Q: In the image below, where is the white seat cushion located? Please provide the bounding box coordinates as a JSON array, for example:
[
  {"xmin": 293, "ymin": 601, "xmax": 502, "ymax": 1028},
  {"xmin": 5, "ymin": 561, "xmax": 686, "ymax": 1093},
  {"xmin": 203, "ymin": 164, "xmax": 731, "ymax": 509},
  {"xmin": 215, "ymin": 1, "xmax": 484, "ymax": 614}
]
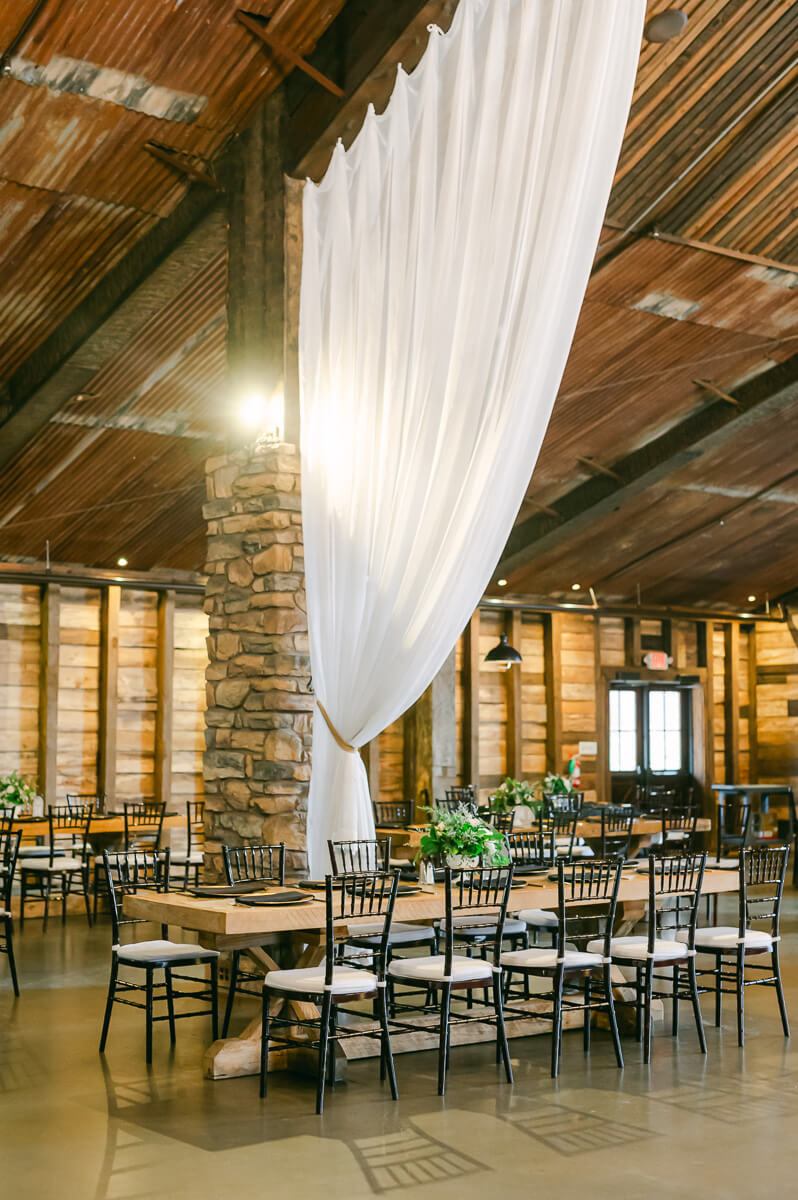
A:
[
  {"xmin": 676, "ymin": 926, "xmax": 774, "ymax": 952},
  {"xmin": 21, "ymin": 856, "xmax": 85, "ymax": 872},
  {"xmin": 570, "ymin": 844, "xmax": 596, "ymax": 858},
  {"xmin": 264, "ymin": 965, "xmax": 377, "ymax": 995},
  {"xmin": 388, "ymin": 954, "xmax": 493, "ymax": 983},
  {"xmin": 0, "ymin": 909, "xmax": 9, "ymax": 919},
  {"xmin": 704, "ymin": 857, "xmax": 740, "ymax": 870},
  {"xmin": 589, "ymin": 935, "xmax": 688, "ymax": 962},
  {"xmin": 518, "ymin": 907, "xmax": 558, "ymax": 929},
  {"xmin": 347, "ymin": 920, "xmax": 435, "ymax": 945},
  {"xmin": 169, "ymin": 851, "xmax": 204, "ymax": 865},
  {"xmin": 501, "ymin": 946, "xmax": 603, "ymax": 970},
  {"xmin": 114, "ymin": 939, "xmax": 219, "ymax": 963}
]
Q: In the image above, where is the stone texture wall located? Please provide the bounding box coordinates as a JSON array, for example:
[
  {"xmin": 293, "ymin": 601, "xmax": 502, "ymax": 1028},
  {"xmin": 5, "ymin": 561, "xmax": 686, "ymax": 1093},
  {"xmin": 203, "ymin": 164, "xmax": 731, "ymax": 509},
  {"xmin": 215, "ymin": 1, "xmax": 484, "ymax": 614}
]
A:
[{"xmin": 202, "ymin": 442, "xmax": 310, "ymax": 881}]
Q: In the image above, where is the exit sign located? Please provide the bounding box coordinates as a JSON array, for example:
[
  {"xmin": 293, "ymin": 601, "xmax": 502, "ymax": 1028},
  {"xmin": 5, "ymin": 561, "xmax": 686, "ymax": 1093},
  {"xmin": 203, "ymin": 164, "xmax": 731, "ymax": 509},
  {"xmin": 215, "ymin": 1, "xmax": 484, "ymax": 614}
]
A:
[{"xmin": 643, "ymin": 651, "xmax": 670, "ymax": 670}]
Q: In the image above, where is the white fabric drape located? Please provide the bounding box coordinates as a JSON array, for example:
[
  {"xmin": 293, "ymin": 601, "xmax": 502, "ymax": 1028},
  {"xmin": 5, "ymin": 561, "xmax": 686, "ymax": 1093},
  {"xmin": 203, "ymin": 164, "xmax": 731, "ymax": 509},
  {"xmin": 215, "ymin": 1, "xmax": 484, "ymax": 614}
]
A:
[{"xmin": 300, "ymin": 0, "xmax": 644, "ymax": 874}]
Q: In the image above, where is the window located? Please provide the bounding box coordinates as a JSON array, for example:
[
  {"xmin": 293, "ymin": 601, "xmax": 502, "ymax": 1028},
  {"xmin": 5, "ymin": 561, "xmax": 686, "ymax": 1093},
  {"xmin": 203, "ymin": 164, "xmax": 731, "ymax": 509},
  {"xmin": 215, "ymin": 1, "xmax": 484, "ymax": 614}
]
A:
[
  {"xmin": 609, "ymin": 688, "xmax": 638, "ymax": 772},
  {"xmin": 648, "ymin": 689, "xmax": 682, "ymax": 772}
]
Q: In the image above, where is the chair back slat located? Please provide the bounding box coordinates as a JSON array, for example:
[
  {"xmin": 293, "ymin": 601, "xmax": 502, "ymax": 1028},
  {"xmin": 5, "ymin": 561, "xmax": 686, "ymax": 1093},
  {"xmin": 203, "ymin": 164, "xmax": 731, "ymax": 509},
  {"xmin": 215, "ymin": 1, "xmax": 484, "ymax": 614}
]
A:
[
  {"xmin": 506, "ymin": 829, "xmax": 555, "ymax": 869},
  {"xmin": 543, "ymin": 791, "xmax": 584, "ymax": 816},
  {"xmin": 102, "ymin": 849, "xmax": 170, "ymax": 945},
  {"xmin": 646, "ymin": 851, "xmax": 706, "ymax": 952},
  {"xmin": 480, "ymin": 808, "xmax": 516, "ymax": 834},
  {"xmin": 0, "ymin": 829, "xmax": 21, "ymax": 909},
  {"xmin": 440, "ymin": 866, "xmax": 514, "ymax": 978},
  {"xmin": 123, "ymin": 801, "xmax": 166, "ymax": 853},
  {"xmin": 554, "ymin": 857, "xmax": 623, "ymax": 958},
  {"xmin": 740, "ymin": 845, "xmax": 788, "ymax": 937},
  {"xmin": 48, "ymin": 804, "xmax": 92, "ymax": 865},
  {"xmin": 372, "ymin": 800, "xmax": 411, "ymax": 829},
  {"xmin": 538, "ymin": 811, "xmax": 579, "ymax": 860},
  {"xmin": 600, "ymin": 807, "xmax": 634, "ymax": 858},
  {"xmin": 439, "ymin": 787, "xmax": 477, "ymax": 814},
  {"xmin": 185, "ymin": 799, "xmax": 205, "ymax": 858},
  {"xmin": 223, "ymin": 843, "xmax": 286, "ymax": 886},
  {"xmin": 328, "ymin": 838, "xmax": 391, "ymax": 875},
  {"xmin": 325, "ymin": 871, "xmax": 399, "ymax": 985}
]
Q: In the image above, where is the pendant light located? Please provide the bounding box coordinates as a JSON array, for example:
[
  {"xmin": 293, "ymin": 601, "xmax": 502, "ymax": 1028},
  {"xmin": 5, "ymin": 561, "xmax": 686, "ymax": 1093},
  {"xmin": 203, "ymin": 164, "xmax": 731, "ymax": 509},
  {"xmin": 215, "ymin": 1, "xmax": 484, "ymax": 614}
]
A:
[{"xmin": 484, "ymin": 632, "xmax": 522, "ymax": 669}]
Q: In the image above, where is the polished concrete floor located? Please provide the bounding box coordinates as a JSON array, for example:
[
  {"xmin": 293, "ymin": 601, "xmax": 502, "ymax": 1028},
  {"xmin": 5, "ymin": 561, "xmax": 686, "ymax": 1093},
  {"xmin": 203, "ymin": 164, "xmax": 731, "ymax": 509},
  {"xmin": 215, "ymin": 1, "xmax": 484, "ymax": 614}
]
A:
[{"xmin": 2, "ymin": 892, "xmax": 797, "ymax": 1200}]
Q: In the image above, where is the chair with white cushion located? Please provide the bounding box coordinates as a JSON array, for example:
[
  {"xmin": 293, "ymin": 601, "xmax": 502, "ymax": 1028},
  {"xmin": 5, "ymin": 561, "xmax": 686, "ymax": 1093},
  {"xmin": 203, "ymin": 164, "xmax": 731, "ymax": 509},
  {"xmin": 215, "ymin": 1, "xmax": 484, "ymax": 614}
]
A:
[
  {"xmin": 0, "ymin": 828, "xmax": 21, "ymax": 994},
  {"xmin": 260, "ymin": 871, "xmax": 400, "ymax": 1114},
  {"xmin": 540, "ymin": 811, "xmax": 594, "ymax": 860},
  {"xmin": 220, "ymin": 842, "xmax": 286, "ymax": 1036},
  {"xmin": 388, "ymin": 866, "xmax": 514, "ymax": 1096},
  {"xmin": 504, "ymin": 857, "xmax": 625, "ymax": 1078},
  {"xmin": 507, "ymin": 830, "xmax": 557, "ymax": 949},
  {"xmin": 99, "ymin": 849, "xmax": 219, "ymax": 1064},
  {"xmin": 167, "ymin": 799, "xmax": 205, "ymax": 889},
  {"xmin": 20, "ymin": 805, "xmax": 93, "ymax": 931},
  {"xmin": 93, "ymin": 801, "xmax": 166, "ymax": 919},
  {"xmin": 599, "ymin": 807, "xmax": 634, "ymax": 860},
  {"xmin": 589, "ymin": 851, "xmax": 707, "ymax": 1065},
  {"xmin": 683, "ymin": 844, "xmax": 789, "ymax": 1045}
]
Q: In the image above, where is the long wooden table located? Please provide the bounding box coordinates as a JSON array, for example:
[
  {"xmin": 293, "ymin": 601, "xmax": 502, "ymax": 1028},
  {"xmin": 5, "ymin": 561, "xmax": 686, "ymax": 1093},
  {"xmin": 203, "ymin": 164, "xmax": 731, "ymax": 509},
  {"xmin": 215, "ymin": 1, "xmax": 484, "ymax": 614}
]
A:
[
  {"xmin": 125, "ymin": 866, "xmax": 737, "ymax": 1080},
  {"xmin": 10, "ymin": 812, "xmax": 185, "ymax": 849}
]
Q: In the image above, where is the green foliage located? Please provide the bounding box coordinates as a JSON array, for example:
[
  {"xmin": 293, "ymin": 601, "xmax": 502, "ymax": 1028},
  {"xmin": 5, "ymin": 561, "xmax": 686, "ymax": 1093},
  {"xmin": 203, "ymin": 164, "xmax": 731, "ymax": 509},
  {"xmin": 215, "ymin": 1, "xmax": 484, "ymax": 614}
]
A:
[
  {"xmin": 490, "ymin": 777, "xmax": 538, "ymax": 814},
  {"xmin": 0, "ymin": 770, "xmax": 38, "ymax": 809},
  {"xmin": 531, "ymin": 772, "xmax": 573, "ymax": 803},
  {"xmin": 418, "ymin": 804, "xmax": 509, "ymax": 865}
]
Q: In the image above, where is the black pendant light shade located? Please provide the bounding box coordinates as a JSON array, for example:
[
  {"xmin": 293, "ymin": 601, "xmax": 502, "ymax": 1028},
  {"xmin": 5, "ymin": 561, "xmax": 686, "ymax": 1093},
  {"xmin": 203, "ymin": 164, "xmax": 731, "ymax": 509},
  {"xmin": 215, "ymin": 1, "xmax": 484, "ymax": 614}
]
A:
[{"xmin": 484, "ymin": 632, "xmax": 522, "ymax": 667}]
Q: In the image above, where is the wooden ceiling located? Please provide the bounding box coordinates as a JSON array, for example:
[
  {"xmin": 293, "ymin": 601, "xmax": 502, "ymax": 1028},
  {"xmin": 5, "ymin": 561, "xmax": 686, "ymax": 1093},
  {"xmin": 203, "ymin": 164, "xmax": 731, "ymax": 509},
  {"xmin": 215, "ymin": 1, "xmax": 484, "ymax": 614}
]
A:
[{"xmin": 0, "ymin": 0, "xmax": 796, "ymax": 610}]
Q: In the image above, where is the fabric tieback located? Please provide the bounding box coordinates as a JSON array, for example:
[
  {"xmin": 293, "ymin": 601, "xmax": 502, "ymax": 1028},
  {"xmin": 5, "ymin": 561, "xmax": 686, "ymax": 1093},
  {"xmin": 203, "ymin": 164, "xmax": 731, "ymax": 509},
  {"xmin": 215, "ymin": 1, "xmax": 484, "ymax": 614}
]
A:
[{"xmin": 317, "ymin": 701, "xmax": 356, "ymax": 754}]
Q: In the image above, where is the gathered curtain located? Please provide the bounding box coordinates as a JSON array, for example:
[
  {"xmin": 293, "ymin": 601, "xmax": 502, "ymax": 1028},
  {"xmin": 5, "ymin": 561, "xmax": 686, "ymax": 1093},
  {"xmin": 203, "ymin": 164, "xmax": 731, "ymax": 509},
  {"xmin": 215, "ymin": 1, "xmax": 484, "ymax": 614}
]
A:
[{"xmin": 299, "ymin": 0, "xmax": 645, "ymax": 874}]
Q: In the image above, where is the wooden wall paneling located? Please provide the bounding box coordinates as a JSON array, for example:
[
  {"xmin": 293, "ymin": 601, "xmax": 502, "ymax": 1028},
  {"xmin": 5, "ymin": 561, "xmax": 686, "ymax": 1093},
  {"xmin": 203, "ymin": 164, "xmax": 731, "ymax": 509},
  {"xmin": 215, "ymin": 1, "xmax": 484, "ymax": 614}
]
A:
[
  {"xmin": 594, "ymin": 617, "xmax": 608, "ymax": 804},
  {"xmin": 478, "ymin": 609, "xmax": 507, "ymax": 794},
  {"xmin": 624, "ymin": 617, "xmax": 641, "ymax": 667},
  {"xmin": 701, "ymin": 620, "xmax": 716, "ymax": 800},
  {"xmin": 544, "ymin": 611, "xmax": 563, "ymax": 776},
  {"xmin": 753, "ymin": 617, "xmax": 798, "ymax": 798},
  {"xmin": 748, "ymin": 623, "xmax": 758, "ymax": 782},
  {"xmin": 361, "ymin": 739, "xmax": 380, "ymax": 800},
  {"xmin": 506, "ymin": 610, "xmax": 523, "ymax": 778},
  {"xmin": 0, "ymin": 584, "xmax": 40, "ymax": 780},
  {"xmin": 559, "ymin": 613, "xmax": 597, "ymax": 799},
  {"xmin": 155, "ymin": 589, "xmax": 175, "ymax": 810},
  {"xmin": 737, "ymin": 625, "xmax": 751, "ymax": 784},
  {"xmin": 712, "ymin": 623, "xmax": 726, "ymax": 782},
  {"xmin": 116, "ymin": 590, "xmax": 158, "ymax": 799},
  {"xmin": 38, "ymin": 583, "xmax": 60, "ymax": 802},
  {"xmin": 519, "ymin": 613, "xmax": 546, "ymax": 777},
  {"xmin": 463, "ymin": 612, "xmax": 480, "ymax": 792},
  {"xmin": 377, "ymin": 719, "xmax": 404, "ymax": 806},
  {"xmin": 98, "ymin": 585, "xmax": 120, "ymax": 806},
  {"xmin": 599, "ymin": 616, "xmax": 625, "ymax": 667},
  {"xmin": 723, "ymin": 623, "xmax": 740, "ymax": 783}
]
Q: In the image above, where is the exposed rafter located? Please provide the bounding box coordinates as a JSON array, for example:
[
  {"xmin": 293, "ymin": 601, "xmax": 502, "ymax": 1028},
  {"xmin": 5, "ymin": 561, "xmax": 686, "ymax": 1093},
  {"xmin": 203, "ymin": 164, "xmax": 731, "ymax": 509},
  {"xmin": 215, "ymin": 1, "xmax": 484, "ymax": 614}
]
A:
[
  {"xmin": 236, "ymin": 10, "xmax": 343, "ymax": 97},
  {"xmin": 498, "ymin": 352, "xmax": 798, "ymax": 579}
]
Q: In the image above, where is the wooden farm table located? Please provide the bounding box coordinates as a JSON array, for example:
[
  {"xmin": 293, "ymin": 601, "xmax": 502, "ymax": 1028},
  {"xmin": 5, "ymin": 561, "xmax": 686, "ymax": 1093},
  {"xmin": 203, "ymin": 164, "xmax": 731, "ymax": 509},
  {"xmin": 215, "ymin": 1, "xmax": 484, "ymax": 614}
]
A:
[
  {"xmin": 380, "ymin": 815, "xmax": 713, "ymax": 858},
  {"xmin": 10, "ymin": 812, "xmax": 185, "ymax": 848},
  {"xmin": 125, "ymin": 867, "xmax": 737, "ymax": 1080},
  {"xmin": 712, "ymin": 783, "xmax": 795, "ymax": 829}
]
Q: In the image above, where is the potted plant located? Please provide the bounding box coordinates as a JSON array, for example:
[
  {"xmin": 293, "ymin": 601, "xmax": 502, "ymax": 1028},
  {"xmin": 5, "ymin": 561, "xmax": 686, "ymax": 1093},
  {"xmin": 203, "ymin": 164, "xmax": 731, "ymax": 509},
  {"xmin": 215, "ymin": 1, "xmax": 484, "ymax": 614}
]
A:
[
  {"xmin": 0, "ymin": 770, "xmax": 39, "ymax": 815},
  {"xmin": 490, "ymin": 777, "xmax": 539, "ymax": 818},
  {"xmin": 531, "ymin": 771, "xmax": 574, "ymax": 805},
  {"xmin": 418, "ymin": 804, "xmax": 509, "ymax": 868}
]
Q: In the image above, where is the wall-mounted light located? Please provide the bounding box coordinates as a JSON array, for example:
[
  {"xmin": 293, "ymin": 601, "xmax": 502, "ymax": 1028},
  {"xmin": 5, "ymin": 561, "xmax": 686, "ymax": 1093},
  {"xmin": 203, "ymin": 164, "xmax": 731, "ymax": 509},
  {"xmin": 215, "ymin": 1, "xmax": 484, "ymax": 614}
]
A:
[
  {"xmin": 237, "ymin": 382, "xmax": 284, "ymax": 442},
  {"xmin": 484, "ymin": 632, "xmax": 522, "ymax": 670}
]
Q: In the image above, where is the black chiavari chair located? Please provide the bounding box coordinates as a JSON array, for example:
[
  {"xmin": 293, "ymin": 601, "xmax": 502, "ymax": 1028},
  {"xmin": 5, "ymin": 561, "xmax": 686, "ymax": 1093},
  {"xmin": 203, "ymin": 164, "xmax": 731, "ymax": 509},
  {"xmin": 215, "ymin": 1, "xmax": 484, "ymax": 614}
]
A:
[
  {"xmin": 93, "ymin": 800, "xmax": 166, "ymax": 919},
  {"xmin": 388, "ymin": 866, "xmax": 514, "ymax": 1096},
  {"xmin": 439, "ymin": 787, "xmax": 477, "ymax": 813},
  {"xmin": 99, "ymin": 849, "xmax": 219, "ymax": 1064},
  {"xmin": 328, "ymin": 838, "xmax": 391, "ymax": 874},
  {"xmin": 480, "ymin": 808, "xmax": 516, "ymax": 835},
  {"xmin": 0, "ymin": 828, "xmax": 21, "ymax": 994},
  {"xmin": 600, "ymin": 852, "xmax": 707, "ymax": 1064},
  {"xmin": 661, "ymin": 810, "xmax": 698, "ymax": 852},
  {"xmin": 543, "ymin": 790, "xmax": 584, "ymax": 816},
  {"xmin": 168, "ymin": 799, "xmax": 205, "ymax": 888},
  {"xmin": 600, "ymin": 806, "xmax": 635, "ymax": 860},
  {"xmin": 19, "ymin": 804, "xmax": 93, "ymax": 931},
  {"xmin": 220, "ymin": 842, "xmax": 286, "ymax": 1035},
  {"xmin": 538, "ymin": 810, "xmax": 581, "ymax": 861},
  {"xmin": 688, "ymin": 845, "xmax": 789, "ymax": 1045},
  {"xmin": 510, "ymin": 829, "xmax": 558, "ymax": 947},
  {"xmin": 66, "ymin": 792, "xmax": 105, "ymax": 814},
  {"xmin": 504, "ymin": 857, "xmax": 625, "ymax": 1077},
  {"xmin": 260, "ymin": 871, "xmax": 400, "ymax": 1113},
  {"xmin": 372, "ymin": 800, "xmax": 412, "ymax": 829}
]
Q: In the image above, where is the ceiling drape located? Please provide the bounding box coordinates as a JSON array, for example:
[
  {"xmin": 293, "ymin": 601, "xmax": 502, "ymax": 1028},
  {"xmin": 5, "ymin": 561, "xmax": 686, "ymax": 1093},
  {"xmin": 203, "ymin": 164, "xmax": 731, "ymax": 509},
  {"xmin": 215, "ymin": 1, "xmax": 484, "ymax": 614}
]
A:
[{"xmin": 299, "ymin": 0, "xmax": 645, "ymax": 873}]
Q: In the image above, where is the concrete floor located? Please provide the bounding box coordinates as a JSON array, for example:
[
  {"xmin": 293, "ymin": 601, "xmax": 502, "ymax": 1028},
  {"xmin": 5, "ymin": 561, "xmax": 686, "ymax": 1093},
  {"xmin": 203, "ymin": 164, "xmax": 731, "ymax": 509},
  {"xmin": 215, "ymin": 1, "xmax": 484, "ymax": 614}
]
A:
[{"xmin": 1, "ymin": 891, "xmax": 797, "ymax": 1200}]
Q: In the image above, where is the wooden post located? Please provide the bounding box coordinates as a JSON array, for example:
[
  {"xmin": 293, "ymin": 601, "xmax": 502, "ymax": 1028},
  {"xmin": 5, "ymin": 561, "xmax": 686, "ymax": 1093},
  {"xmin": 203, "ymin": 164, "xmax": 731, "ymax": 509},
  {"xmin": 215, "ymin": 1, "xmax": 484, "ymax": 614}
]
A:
[
  {"xmin": 660, "ymin": 618, "xmax": 673, "ymax": 659},
  {"xmin": 544, "ymin": 612, "xmax": 563, "ymax": 774},
  {"xmin": 724, "ymin": 622, "xmax": 740, "ymax": 784},
  {"xmin": 624, "ymin": 617, "xmax": 641, "ymax": 666},
  {"xmin": 594, "ymin": 617, "xmax": 608, "ymax": 804},
  {"xmin": 464, "ymin": 613, "xmax": 481, "ymax": 792},
  {"xmin": 702, "ymin": 621, "xmax": 715, "ymax": 798},
  {"xmin": 38, "ymin": 583, "xmax": 60, "ymax": 802},
  {"xmin": 155, "ymin": 590, "xmax": 175, "ymax": 810},
  {"xmin": 506, "ymin": 610, "xmax": 523, "ymax": 778},
  {"xmin": 748, "ymin": 624, "xmax": 758, "ymax": 782},
  {"xmin": 98, "ymin": 585, "xmax": 120, "ymax": 806},
  {"xmin": 361, "ymin": 739, "xmax": 380, "ymax": 799}
]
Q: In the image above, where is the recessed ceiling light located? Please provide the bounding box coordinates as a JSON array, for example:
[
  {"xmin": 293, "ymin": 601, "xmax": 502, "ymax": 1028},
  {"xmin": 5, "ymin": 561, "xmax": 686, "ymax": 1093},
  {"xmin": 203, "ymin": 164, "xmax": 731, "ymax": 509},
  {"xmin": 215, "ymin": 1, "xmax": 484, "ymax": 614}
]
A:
[
  {"xmin": 644, "ymin": 9, "xmax": 688, "ymax": 43},
  {"xmin": 571, "ymin": 583, "xmax": 581, "ymax": 591},
  {"xmin": 117, "ymin": 557, "xmax": 128, "ymax": 567},
  {"xmin": 497, "ymin": 578, "xmax": 508, "ymax": 587},
  {"xmin": 747, "ymin": 595, "xmax": 756, "ymax": 603}
]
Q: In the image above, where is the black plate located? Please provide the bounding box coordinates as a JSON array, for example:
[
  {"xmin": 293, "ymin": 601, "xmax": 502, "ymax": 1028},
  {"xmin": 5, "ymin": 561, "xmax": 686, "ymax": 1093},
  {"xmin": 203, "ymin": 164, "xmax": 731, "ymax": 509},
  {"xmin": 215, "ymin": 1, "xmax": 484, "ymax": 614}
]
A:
[
  {"xmin": 512, "ymin": 865, "xmax": 552, "ymax": 877},
  {"xmin": 237, "ymin": 891, "xmax": 314, "ymax": 906},
  {"xmin": 188, "ymin": 880, "xmax": 271, "ymax": 897}
]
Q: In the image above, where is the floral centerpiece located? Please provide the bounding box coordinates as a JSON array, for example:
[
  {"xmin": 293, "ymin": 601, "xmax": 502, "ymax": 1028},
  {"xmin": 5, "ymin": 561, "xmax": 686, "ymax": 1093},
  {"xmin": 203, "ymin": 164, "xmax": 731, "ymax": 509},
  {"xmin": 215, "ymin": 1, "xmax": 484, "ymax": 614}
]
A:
[
  {"xmin": 490, "ymin": 777, "xmax": 538, "ymax": 815},
  {"xmin": 531, "ymin": 771, "xmax": 574, "ymax": 805},
  {"xmin": 418, "ymin": 804, "xmax": 509, "ymax": 868},
  {"xmin": 0, "ymin": 770, "xmax": 39, "ymax": 812}
]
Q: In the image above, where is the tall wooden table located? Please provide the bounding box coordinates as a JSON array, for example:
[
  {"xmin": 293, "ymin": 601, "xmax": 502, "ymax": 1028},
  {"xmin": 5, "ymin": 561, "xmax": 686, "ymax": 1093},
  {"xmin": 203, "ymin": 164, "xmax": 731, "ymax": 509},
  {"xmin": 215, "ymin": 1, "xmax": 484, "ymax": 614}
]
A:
[{"xmin": 125, "ymin": 868, "xmax": 737, "ymax": 1080}]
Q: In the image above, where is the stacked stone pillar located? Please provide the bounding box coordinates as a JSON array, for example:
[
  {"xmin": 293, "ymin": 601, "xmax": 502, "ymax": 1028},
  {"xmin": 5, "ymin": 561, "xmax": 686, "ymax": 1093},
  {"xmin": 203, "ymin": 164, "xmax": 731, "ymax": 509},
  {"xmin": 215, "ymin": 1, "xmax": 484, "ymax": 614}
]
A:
[{"xmin": 202, "ymin": 442, "xmax": 310, "ymax": 880}]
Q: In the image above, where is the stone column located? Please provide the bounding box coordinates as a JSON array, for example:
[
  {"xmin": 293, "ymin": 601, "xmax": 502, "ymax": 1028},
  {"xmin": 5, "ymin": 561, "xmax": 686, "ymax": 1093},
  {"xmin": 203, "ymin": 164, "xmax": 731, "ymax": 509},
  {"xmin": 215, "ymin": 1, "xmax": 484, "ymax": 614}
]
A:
[{"xmin": 202, "ymin": 442, "xmax": 310, "ymax": 880}]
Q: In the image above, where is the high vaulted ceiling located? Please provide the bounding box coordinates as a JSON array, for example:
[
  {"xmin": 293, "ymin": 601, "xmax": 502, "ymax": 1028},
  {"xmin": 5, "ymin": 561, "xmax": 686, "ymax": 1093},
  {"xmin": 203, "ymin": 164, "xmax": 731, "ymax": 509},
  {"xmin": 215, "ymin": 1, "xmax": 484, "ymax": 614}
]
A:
[{"xmin": 0, "ymin": 0, "xmax": 796, "ymax": 611}]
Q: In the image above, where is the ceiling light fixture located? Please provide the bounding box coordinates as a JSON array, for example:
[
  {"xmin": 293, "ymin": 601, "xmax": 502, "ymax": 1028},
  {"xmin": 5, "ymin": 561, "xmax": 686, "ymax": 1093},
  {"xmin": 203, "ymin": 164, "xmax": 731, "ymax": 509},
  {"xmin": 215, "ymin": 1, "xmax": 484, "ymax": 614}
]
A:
[
  {"xmin": 747, "ymin": 595, "xmax": 756, "ymax": 603},
  {"xmin": 497, "ymin": 578, "xmax": 508, "ymax": 587},
  {"xmin": 484, "ymin": 632, "xmax": 522, "ymax": 670},
  {"xmin": 644, "ymin": 9, "xmax": 688, "ymax": 43},
  {"xmin": 117, "ymin": 557, "xmax": 128, "ymax": 567},
  {"xmin": 571, "ymin": 583, "xmax": 581, "ymax": 591}
]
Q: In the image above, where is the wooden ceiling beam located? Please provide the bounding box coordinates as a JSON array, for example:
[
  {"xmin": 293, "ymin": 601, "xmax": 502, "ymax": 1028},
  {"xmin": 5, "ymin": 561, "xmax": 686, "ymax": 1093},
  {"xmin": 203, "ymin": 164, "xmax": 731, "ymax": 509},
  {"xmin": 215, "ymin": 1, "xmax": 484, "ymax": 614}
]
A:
[
  {"xmin": 498, "ymin": 351, "xmax": 798, "ymax": 579},
  {"xmin": 236, "ymin": 10, "xmax": 344, "ymax": 97}
]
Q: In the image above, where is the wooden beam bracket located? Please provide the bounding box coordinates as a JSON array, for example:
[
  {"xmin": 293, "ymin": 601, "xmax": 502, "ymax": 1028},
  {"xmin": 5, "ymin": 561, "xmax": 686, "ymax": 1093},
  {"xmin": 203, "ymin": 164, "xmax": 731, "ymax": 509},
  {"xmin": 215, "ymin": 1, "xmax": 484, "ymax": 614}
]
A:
[
  {"xmin": 693, "ymin": 378, "xmax": 742, "ymax": 409},
  {"xmin": 236, "ymin": 10, "xmax": 344, "ymax": 97},
  {"xmin": 576, "ymin": 456, "xmax": 622, "ymax": 482},
  {"xmin": 144, "ymin": 141, "xmax": 224, "ymax": 191}
]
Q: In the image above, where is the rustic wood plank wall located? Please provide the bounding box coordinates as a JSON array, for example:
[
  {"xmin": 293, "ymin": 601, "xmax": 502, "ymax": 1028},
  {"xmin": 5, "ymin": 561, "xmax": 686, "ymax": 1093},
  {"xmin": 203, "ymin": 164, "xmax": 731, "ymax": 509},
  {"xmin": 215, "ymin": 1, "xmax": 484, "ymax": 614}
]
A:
[
  {"xmin": 0, "ymin": 580, "xmax": 207, "ymax": 810},
  {"xmin": 375, "ymin": 605, "xmax": 798, "ymax": 812}
]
